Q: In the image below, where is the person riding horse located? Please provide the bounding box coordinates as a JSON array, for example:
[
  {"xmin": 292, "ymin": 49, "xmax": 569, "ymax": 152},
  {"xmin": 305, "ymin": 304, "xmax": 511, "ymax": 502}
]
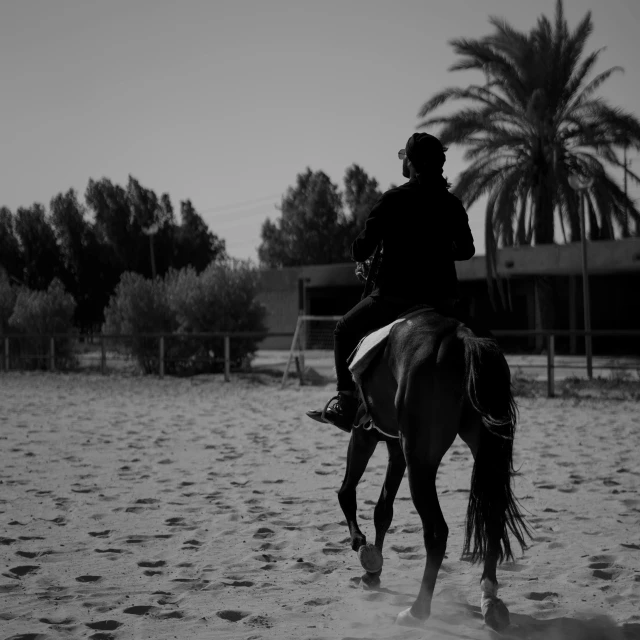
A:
[{"xmin": 307, "ymin": 132, "xmax": 476, "ymax": 432}]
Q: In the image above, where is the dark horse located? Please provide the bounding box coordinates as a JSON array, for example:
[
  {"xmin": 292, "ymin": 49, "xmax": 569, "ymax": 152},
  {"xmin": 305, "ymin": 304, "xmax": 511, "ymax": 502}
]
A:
[{"xmin": 337, "ymin": 309, "xmax": 530, "ymax": 631}]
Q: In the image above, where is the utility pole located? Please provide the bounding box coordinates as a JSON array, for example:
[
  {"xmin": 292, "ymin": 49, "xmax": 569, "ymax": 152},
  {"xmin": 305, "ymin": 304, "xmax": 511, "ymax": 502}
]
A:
[
  {"xmin": 142, "ymin": 223, "xmax": 159, "ymax": 279},
  {"xmin": 568, "ymin": 174, "xmax": 595, "ymax": 380}
]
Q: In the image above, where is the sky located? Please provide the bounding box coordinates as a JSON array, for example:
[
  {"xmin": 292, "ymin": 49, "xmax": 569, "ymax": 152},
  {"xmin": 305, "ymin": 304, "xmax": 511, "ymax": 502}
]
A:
[{"xmin": 1, "ymin": 0, "xmax": 639, "ymax": 261}]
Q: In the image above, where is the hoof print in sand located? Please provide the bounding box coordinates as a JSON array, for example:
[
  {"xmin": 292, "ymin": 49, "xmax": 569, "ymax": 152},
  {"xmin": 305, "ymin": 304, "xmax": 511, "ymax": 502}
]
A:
[
  {"xmin": 39, "ymin": 614, "xmax": 75, "ymax": 624},
  {"xmin": 217, "ymin": 610, "xmax": 250, "ymax": 622},
  {"xmin": 592, "ymin": 569, "xmax": 617, "ymax": 580},
  {"xmin": 524, "ymin": 591, "xmax": 558, "ymax": 601},
  {"xmin": 222, "ymin": 579, "xmax": 255, "ymax": 587},
  {"xmin": 123, "ymin": 605, "xmax": 156, "ymax": 615},
  {"xmin": 85, "ymin": 620, "xmax": 123, "ymax": 631},
  {"xmin": 165, "ymin": 517, "xmax": 185, "ymax": 526},
  {"xmin": 253, "ymin": 527, "xmax": 274, "ymax": 539},
  {"xmin": 183, "ymin": 539, "xmax": 202, "ymax": 547},
  {"xmin": 76, "ymin": 575, "xmax": 102, "ymax": 582},
  {"xmin": 138, "ymin": 560, "xmax": 166, "ymax": 568},
  {"xmin": 9, "ymin": 565, "xmax": 40, "ymax": 577}
]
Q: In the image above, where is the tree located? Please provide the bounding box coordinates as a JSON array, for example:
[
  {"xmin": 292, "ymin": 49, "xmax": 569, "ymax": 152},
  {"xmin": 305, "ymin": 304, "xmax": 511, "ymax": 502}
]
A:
[
  {"xmin": 85, "ymin": 177, "xmax": 136, "ymax": 272},
  {"xmin": 417, "ymin": 0, "xmax": 640, "ymax": 313},
  {"xmin": 343, "ymin": 164, "xmax": 384, "ymax": 233},
  {"xmin": 0, "ymin": 207, "xmax": 24, "ymax": 284},
  {"xmin": 49, "ymin": 188, "xmax": 119, "ymax": 331},
  {"xmin": 13, "ymin": 204, "xmax": 64, "ymax": 290},
  {"xmin": 174, "ymin": 200, "xmax": 227, "ymax": 272},
  {"xmin": 258, "ymin": 168, "xmax": 354, "ymax": 267}
]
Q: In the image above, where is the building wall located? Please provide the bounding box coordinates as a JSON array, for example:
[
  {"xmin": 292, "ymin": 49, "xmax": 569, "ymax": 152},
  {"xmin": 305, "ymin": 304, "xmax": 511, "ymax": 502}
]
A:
[
  {"xmin": 256, "ymin": 268, "xmax": 301, "ymax": 349},
  {"xmin": 256, "ymin": 239, "xmax": 640, "ymax": 353}
]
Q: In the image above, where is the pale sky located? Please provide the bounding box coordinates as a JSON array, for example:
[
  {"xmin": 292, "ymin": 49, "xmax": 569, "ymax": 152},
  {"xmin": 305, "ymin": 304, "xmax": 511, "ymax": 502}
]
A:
[{"xmin": 1, "ymin": 0, "xmax": 639, "ymax": 261}]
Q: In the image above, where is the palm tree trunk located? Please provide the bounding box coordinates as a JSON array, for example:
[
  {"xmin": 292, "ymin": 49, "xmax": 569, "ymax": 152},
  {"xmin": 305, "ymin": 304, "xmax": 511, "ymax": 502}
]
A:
[
  {"xmin": 532, "ymin": 178, "xmax": 555, "ymax": 351},
  {"xmin": 534, "ymin": 276, "xmax": 555, "ymax": 353}
]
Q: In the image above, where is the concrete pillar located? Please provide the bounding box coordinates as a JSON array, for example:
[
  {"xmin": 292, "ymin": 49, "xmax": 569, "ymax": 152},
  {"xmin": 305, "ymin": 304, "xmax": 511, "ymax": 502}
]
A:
[{"xmin": 568, "ymin": 275, "xmax": 577, "ymax": 354}]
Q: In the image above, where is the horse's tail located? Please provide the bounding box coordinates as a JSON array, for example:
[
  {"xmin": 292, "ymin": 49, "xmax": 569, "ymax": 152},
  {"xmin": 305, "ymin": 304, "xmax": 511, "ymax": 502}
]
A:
[{"xmin": 457, "ymin": 326, "xmax": 531, "ymax": 564}]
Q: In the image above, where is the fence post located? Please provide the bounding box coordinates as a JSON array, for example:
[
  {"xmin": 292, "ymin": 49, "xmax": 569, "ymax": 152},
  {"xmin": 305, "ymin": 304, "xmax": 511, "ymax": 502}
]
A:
[
  {"xmin": 159, "ymin": 336, "xmax": 165, "ymax": 378},
  {"xmin": 282, "ymin": 316, "xmax": 303, "ymax": 388},
  {"xmin": 224, "ymin": 335, "xmax": 231, "ymax": 382},
  {"xmin": 546, "ymin": 334, "xmax": 555, "ymax": 398},
  {"xmin": 100, "ymin": 335, "xmax": 106, "ymax": 375},
  {"xmin": 50, "ymin": 336, "xmax": 55, "ymax": 372},
  {"xmin": 4, "ymin": 337, "xmax": 8, "ymax": 372}
]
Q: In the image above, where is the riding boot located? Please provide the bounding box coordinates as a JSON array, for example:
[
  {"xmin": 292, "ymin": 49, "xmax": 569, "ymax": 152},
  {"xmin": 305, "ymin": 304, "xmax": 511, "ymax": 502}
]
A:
[{"xmin": 306, "ymin": 392, "xmax": 359, "ymax": 433}]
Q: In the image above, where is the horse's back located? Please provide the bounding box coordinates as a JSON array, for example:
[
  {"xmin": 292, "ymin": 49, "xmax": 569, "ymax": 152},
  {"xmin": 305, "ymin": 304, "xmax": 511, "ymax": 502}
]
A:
[{"xmin": 363, "ymin": 311, "xmax": 469, "ymax": 445}]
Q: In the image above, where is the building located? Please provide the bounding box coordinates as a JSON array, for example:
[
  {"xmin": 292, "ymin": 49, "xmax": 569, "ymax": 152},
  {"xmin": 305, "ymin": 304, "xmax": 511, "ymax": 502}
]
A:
[{"xmin": 257, "ymin": 237, "xmax": 640, "ymax": 353}]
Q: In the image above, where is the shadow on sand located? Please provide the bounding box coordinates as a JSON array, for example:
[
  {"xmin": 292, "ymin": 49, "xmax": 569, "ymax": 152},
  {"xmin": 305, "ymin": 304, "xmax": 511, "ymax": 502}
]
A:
[
  {"xmin": 363, "ymin": 580, "xmax": 640, "ymax": 640},
  {"xmin": 453, "ymin": 601, "xmax": 640, "ymax": 640}
]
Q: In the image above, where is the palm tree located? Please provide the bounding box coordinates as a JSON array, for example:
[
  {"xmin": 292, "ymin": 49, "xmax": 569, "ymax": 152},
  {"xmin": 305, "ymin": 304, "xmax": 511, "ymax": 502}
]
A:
[{"xmin": 418, "ymin": 0, "xmax": 640, "ymax": 312}]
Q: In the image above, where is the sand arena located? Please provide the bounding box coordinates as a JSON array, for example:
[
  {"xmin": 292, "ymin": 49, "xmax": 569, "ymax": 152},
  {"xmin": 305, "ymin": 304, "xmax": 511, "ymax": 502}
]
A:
[{"xmin": 1, "ymin": 372, "xmax": 639, "ymax": 639}]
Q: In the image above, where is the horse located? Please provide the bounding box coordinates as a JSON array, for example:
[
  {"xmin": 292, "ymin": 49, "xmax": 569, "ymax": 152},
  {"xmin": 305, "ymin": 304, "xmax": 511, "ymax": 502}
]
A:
[{"xmin": 336, "ymin": 309, "xmax": 531, "ymax": 631}]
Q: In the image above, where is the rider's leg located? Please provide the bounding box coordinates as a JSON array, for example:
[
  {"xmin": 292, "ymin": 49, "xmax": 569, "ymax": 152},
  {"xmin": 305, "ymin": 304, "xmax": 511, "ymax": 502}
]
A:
[{"xmin": 308, "ymin": 296, "xmax": 407, "ymax": 431}]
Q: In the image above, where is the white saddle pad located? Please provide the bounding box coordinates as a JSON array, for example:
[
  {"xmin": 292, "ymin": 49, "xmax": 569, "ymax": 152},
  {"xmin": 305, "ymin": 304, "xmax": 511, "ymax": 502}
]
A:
[{"xmin": 347, "ymin": 318, "xmax": 405, "ymax": 386}]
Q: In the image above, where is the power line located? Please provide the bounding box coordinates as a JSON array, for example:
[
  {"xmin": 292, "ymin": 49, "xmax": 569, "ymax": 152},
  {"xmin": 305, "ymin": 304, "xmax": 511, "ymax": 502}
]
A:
[{"xmin": 197, "ymin": 192, "xmax": 282, "ymax": 215}]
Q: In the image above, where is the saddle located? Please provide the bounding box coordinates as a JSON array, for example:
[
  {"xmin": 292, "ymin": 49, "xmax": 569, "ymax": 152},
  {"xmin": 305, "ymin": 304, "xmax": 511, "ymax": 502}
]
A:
[{"xmin": 348, "ymin": 304, "xmax": 439, "ymax": 438}]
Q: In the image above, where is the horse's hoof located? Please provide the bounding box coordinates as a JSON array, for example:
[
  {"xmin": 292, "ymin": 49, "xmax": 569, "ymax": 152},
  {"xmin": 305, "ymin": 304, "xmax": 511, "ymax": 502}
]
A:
[
  {"xmin": 396, "ymin": 607, "xmax": 428, "ymax": 628},
  {"xmin": 358, "ymin": 543, "xmax": 383, "ymax": 573},
  {"xmin": 361, "ymin": 570, "xmax": 381, "ymax": 587},
  {"xmin": 351, "ymin": 535, "xmax": 366, "ymax": 552},
  {"xmin": 482, "ymin": 596, "xmax": 510, "ymax": 632}
]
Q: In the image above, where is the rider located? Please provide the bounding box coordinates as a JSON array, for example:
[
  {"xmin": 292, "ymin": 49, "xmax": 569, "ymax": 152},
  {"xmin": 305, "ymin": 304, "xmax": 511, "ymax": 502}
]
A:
[{"xmin": 307, "ymin": 132, "xmax": 476, "ymax": 432}]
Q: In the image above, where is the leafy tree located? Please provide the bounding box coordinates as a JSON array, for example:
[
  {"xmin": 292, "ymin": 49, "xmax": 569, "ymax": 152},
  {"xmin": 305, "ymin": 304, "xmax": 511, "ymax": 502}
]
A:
[
  {"xmin": 258, "ymin": 169, "xmax": 354, "ymax": 267},
  {"xmin": 343, "ymin": 164, "xmax": 384, "ymax": 231},
  {"xmin": 13, "ymin": 204, "xmax": 65, "ymax": 290},
  {"xmin": 0, "ymin": 207, "xmax": 24, "ymax": 282},
  {"xmin": 417, "ymin": 0, "xmax": 640, "ymax": 327},
  {"xmin": 0, "ymin": 208, "xmax": 24, "ymax": 284},
  {"xmin": 85, "ymin": 177, "xmax": 135, "ymax": 272},
  {"xmin": 0, "ymin": 268, "xmax": 16, "ymax": 335},
  {"xmin": 49, "ymin": 188, "xmax": 119, "ymax": 331},
  {"xmin": 174, "ymin": 200, "xmax": 227, "ymax": 272}
]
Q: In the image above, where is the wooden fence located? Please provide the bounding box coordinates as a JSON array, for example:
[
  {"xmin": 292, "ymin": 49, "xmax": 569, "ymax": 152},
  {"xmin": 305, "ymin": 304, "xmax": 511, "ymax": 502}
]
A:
[{"xmin": 1, "ymin": 329, "xmax": 639, "ymax": 397}]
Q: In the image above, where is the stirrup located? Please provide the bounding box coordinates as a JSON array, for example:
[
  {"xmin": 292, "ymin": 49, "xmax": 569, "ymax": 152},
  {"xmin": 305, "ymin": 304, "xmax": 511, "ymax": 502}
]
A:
[{"xmin": 321, "ymin": 394, "xmax": 341, "ymax": 423}]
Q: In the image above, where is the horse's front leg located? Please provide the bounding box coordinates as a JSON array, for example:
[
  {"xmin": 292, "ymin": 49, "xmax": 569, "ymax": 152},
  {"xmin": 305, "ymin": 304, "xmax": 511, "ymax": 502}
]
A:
[
  {"xmin": 354, "ymin": 437, "xmax": 406, "ymax": 587},
  {"xmin": 373, "ymin": 438, "xmax": 406, "ymax": 550},
  {"xmin": 337, "ymin": 427, "xmax": 378, "ymax": 552}
]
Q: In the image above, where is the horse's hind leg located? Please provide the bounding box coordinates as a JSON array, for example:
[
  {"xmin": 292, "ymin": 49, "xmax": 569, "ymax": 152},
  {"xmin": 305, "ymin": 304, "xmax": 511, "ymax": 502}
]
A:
[
  {"xmin": 373, "ymin": 438, "xmax": 405, "ymax": 551},
  {"xmin": 458, "ymin": 414, "xmax": 510, "ymax": 631},
  {"xmin": 338, "ymin": 427, "xmax": 378, "ymax": 552},
  {"xmin": 397, "ymin": 455, "xmax": 447, "ymax": 623}
]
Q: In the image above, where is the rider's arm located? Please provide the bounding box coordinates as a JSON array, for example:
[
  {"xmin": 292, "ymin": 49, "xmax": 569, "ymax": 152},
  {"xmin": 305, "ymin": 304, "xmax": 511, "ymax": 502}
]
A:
[
  {"xmin": 450, "ymin": 197, "xmax": 475, "ymax": 260},
  {"xmin": 350, "ymin": 194, "xmax": 388, "ymax": 262}
]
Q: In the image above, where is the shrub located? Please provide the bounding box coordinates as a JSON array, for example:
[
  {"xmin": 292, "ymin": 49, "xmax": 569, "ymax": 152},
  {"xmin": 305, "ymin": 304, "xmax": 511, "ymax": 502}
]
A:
[
  {"xmin": 103, "ymin": 260, "xmax": 267, "ymax": 375},
  {"xmin": 0, "ymin": 269, "xmax": 16, "ymax": 336},
  {"xmin": 8, "ymin": 278, "xmax": 77, "ymax": 370},
  {"xmin": 102, "ymin": 272, "xmax": 176, "ymax": 374}
]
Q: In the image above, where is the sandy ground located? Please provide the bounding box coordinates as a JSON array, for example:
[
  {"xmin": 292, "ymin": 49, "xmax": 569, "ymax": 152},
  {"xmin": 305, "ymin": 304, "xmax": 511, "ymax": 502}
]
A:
[{"xmin": 1, "ymin": 372, "xmax": 640, "ymax": 640}]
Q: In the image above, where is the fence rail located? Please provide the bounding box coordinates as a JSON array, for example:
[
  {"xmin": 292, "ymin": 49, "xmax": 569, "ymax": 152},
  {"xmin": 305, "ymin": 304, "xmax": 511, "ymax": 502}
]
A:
[
  {"xmin": 0, "ymin": 332, "xmax": 293, "ymax": 381},
  {"xmin": 1, "ymin": 329, "xmax": 639, "ymax": 397}
]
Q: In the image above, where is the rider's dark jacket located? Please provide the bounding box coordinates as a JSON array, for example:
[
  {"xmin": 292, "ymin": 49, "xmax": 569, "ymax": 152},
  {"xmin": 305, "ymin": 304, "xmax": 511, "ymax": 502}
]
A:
[{"xmin": 350, "ymin": 174, "xmax": 475, "ymax": 303}]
